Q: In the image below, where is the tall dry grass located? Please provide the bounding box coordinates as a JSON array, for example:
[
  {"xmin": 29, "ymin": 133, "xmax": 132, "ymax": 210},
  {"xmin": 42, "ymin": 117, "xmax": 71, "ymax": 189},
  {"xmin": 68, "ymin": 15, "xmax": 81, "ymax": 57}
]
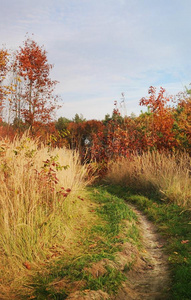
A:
[
  {"xmin": 0, "ymin": 134, "xmax": 91, "ymax": 278},
  {"xmin": 106, "ymin": 151, "xmax": 191, "ymax": 209}
]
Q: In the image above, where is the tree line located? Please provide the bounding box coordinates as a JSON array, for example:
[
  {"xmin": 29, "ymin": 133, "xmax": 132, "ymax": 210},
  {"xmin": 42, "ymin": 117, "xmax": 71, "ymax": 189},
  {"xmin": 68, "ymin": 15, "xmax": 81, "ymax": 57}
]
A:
[{"xmin": 0, "ymin": 38, "xmax": 190, "ymax": 163}]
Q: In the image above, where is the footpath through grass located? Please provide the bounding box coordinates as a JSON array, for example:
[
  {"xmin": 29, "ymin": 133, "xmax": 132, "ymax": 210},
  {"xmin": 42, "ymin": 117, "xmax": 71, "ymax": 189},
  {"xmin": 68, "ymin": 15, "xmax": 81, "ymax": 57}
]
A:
[
  {"xmin": 21, "ymin": 186, "xmax": 140, "ymax": 299},
  {"xmin": 104, "ymin": 184, "xmax": 191, "ymax": 300},
  {"xmin": 20, "ymin": 184, "xmax": 191, "ymax": 299}
]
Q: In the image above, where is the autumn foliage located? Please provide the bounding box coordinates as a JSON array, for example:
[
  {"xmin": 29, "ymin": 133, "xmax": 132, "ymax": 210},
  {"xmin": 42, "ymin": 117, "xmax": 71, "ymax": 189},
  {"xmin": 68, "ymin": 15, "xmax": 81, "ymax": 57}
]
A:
[
  {"xmin": 16, "ymin": 39, "xmax": 59, "ymax": 129},
  {"xmin": 0, "ymin": 37, "xmax": 59, "ymax": 137},
  {"xmin": 59, "ymin": 86, "xmax": 191, "ymax": 164},
  {"xmin": 0, "ymin": 37, "xmax": 191, "ymax": 161}
]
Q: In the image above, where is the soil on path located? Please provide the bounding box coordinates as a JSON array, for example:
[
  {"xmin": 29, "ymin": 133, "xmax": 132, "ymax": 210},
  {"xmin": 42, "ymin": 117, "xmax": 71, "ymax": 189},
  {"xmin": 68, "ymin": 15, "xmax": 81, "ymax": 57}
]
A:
[
  {"xmin": 68, "ymin": 203, "xmax": 171, "ymax": 300},
  {"xmin": 114, "ymin": 204, "xmax": 171, "ymax": 300}
]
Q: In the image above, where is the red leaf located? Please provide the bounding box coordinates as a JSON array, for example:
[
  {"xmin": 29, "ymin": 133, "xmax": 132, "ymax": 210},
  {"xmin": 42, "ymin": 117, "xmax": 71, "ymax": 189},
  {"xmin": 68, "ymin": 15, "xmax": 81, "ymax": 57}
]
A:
[
  {"xmin": 181, "ymin": 240, "xmax": 189, "ymax": 244},
  {"xmin": 23, "ymin": 261, "xmax": 31, "ymax": 270}
]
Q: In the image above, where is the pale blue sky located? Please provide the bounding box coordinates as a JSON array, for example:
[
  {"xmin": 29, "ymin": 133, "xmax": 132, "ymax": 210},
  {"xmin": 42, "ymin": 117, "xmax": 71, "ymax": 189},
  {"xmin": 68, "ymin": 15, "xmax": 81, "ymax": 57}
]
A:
[{"xmin": 1, "ymin": 0, "xmax": 190, "ymax": 120}]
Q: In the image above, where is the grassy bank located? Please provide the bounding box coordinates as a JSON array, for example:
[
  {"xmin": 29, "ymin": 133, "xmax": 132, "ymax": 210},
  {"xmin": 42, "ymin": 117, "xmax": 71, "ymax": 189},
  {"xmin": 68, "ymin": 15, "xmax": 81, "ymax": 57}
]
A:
[
  {"xmin": 105, "ymin": 150, "xmax": 191, "ymax": 300},
  {"xmin": 20, "ymin": 186, "xmax": 140, "ymax": 299}
]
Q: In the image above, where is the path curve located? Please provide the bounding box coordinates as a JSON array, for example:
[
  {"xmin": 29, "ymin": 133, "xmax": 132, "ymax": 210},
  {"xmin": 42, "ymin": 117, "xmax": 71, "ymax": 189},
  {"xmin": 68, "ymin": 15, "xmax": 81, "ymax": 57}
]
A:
[{"xmin": 114, "ymin": 204, "xmax": 171, "ymax": 300}]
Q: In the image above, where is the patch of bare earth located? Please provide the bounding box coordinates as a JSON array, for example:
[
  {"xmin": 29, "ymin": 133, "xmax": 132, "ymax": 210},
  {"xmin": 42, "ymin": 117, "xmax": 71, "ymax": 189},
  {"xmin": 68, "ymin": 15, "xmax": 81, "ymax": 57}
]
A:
[
  {"xmin": 63, "ymin": 204, "xmax": 171, "ymax": 300},
  {"xmin": 114, "ymin": 204, "xmax": 171, "ymax": 300}
]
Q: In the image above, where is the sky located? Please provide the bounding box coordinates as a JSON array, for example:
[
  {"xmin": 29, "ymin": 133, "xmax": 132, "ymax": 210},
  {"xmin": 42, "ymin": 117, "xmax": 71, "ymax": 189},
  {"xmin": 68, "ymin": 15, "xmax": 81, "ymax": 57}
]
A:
[{"xmin": 1, "ymin": 0, "xmax": 191, "ymax": 120}]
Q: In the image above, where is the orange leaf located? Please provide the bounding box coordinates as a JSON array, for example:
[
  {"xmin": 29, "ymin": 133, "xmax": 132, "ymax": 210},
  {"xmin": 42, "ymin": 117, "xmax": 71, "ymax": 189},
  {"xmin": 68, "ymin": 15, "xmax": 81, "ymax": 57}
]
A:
[
  {"xmin": 89, "ymin": 244, "xmax": 97, "ymax": 249},
  {"xmin": 181, "ymin": 240, "xmax": 189, "ymax": 244},
  {"xmin": 23, "ymin": 261, "xmax": 31, "ymax": 270}
]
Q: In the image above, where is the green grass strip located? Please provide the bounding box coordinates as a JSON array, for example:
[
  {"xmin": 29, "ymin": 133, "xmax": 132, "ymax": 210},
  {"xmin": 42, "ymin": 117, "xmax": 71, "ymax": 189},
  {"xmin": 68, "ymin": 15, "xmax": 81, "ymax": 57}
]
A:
[{"xmin": 23, "ymin": 186, "xmax": 139, "ymax": 299}]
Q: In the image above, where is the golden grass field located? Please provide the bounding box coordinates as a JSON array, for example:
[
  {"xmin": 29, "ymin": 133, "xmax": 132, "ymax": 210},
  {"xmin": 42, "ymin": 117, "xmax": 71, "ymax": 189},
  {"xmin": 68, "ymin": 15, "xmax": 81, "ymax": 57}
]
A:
[
  {"xmin": 0, "ymin": 134, "xmax": 94, "ymax": 297},
  {"xmin": 107, "ymin": 151, "xmax": 191, "ymax": 209},
  {"xmin": 0, "ymin": 134, "xmax": 190, "ymax": 299}
]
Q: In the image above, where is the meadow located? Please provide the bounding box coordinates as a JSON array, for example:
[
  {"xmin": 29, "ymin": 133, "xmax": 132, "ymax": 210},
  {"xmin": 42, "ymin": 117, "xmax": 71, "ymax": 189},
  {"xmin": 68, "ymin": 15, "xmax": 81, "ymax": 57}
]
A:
[
  {"xmin": 1, "ymin": 38, "xmax": 191, "ymax": 299},
  {"xmin": 0, "ymin": 134, "xmax": 190, "ymax": 299}
]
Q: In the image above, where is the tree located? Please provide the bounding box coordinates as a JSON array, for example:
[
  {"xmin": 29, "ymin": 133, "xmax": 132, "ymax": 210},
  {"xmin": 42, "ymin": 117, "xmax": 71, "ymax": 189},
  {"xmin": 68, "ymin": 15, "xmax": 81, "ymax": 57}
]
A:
[
  {"xmin": 15, "ymin": 38, "xmax": 59, "ymax": 132},
  {"xmin": 55, "ymin": 117, "xmax": 71, "ymax": 131},
  {"xmin": 139, "ymin": 86, "xmax": 177, "ymax": 150},
  {"xmin": 72, "ymin": 113, "xmax": 86, "ymax": 123},
  {"xmin": 103, "ymin": 113, "xmax": 112, "ymax": 125},
  {"xmin": 173, "ymin": 86, "xmax": 191, "ymax": 152},
  {"xmin": 0, "ymin": 49, "xmax": 9, "ymax": 121}
]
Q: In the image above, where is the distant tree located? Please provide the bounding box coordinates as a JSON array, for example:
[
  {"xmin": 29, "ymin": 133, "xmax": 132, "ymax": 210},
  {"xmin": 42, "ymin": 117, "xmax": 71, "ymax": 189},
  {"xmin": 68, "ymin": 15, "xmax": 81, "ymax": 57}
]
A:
[
  {"xmin": 6, "ymin": 52, "xmax": 23, "ymax": 124},
  {"xmin": 111, "ymin": 101, "xmax": 124, "ymax": 124},
  {"xmin": 130, "ymin": 112, "xmax": 137, "ymax": 119},
  {"xmin": 173, "ymin": 85, "xmax": 191, "ymax": 152},
  {"xmin": 72, "ymin": 113, "xmax": 86, "ymax": 123},
  {"xmin": 103, "ymin": 113, "xmax": 112, "ymax": 125},
  {"xmin": 185, "ymin": 84, "xmax": 191, "ymax": 96},
  {"xmin": 55, "ymin": 116, "xmax": 71, "ymax": 131},
  {"xmin": 12, "ymin": 117, "xmax": 26, "ymax": 132},
  {"xmin": 0, "ymin": 49, "xmax": 9, "ymax": 121}
]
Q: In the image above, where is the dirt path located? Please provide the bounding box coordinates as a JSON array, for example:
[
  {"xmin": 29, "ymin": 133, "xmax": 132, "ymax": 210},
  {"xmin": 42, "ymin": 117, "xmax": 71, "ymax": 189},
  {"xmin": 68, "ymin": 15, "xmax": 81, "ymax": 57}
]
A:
[
  {"xmin": 114, "ymin": 204, "xmax": 171, "ymax": 300},
  {"xmin": 67, "ymin": 203, "xmax": 171, "ymax": 300}
]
